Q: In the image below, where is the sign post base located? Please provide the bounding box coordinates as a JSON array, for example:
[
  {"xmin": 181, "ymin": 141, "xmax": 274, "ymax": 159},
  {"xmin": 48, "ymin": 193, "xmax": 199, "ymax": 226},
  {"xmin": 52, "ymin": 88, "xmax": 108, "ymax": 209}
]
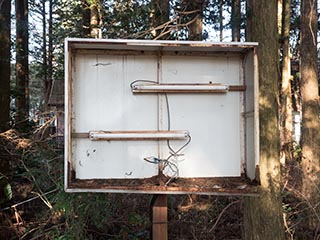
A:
[{"xmin": 152, "ymin": 194, "xmax": 168, "ymax": 240}]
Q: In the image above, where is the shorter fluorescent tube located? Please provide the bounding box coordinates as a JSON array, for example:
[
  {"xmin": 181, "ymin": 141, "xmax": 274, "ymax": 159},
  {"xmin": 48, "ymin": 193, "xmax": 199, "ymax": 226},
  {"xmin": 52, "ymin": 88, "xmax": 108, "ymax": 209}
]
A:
[
  {"xmin": 89, "ymin": 130, "xmax": 189, "ymax": 141},
  {"xmin": 131, "ymin": 83, "xmax": 229, "ymax": 93}
]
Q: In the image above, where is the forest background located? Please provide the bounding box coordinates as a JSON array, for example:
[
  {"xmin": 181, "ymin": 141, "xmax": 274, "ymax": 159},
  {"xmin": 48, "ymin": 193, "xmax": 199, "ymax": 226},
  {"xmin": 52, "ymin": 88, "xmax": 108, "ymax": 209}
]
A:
[{"xmin": 0, "ymin": 0, "xmax": 319, "ymax": 239}]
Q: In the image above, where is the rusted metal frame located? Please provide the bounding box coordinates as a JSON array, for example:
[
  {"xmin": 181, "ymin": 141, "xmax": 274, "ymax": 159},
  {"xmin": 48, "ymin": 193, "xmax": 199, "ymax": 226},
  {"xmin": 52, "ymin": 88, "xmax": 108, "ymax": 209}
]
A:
[
  {"xmin": 65, "ymin": 42, "xmax": 73, "ymax": 189},
  {"xmin": 67, "ymin": 188, "xmax": 260, "ymax": 196},
  {"xmin": 67, "ymin": 38, "xmax": 257, "ymax": 46},
  {"xmin": 73, "ymin": 48, "xmax": 245, "ymax": 58},
  {"xmin": 66, "ymin": 181, "xmax": 260, "ymax": 196},
  {"xmin": 65, "ymin": 39, "xmax": 260, "ymax": 194},
  {"xmin": 67, "ymin": 38, "xmax": 258, "ymax": 53}
]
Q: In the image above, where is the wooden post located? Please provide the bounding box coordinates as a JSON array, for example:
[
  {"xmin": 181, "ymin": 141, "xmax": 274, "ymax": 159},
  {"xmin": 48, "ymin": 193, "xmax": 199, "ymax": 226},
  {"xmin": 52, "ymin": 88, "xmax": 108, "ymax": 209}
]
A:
[{"xmin": 152, "ymin": 194, "xmax": 168, "ymax": 240}]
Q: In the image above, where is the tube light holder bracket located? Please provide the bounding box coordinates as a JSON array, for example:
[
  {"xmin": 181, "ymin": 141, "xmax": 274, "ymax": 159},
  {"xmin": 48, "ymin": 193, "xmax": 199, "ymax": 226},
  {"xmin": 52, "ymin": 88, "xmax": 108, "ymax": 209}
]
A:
[
  {"xmin": 131, "ymin": 83, "xmax": 246, "ymax": 93},
  {"xmin": 89, "ymin": 130, "xmax": 190, "ymax": 141}
]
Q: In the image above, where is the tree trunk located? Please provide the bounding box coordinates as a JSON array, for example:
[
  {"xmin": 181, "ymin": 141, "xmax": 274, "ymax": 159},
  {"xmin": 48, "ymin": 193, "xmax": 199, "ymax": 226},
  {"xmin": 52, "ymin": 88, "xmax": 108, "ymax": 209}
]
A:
[
  {"xmin": 243, "ymin": 0, "xmax": 285, "ymax": 239},
  {"xmin": 150, "ymin": 0, "xmax": 170, "ymax": 39},
  {"xmin": 300, "ymin": 0, "xmax": 320, "ymax": 230},
  {"xmin": 280, "ymin": 0, "xmax": 293, "ymax": 165},
  {"xmin": 42, "ymin": 0, "xmax": 48, "ymax": 107},
  {"xmin": 46, "ymin": 0, "xmax": 53, "ymax": 105},
  {"xmin": 231, "ymin": 0, "xmax": 241, "ymax": 41},
  {"xmin": 90, "ymin": 0, "xmax": 102, "ymax": 38},
  {"xmin": 0, "ymin": 0, "xmax": 11, "ymax": 132},
  {"xmin": 0, "ymin": 0, "xmax": 11, "ymax": 198},
  {"xmin": 219, "ymin": 0, "xmax": 223, "ymax": 41},
  {"xmin": 82, "ymin": 0, "xmax": 91, "ymax": 37},
  {"xmin": 15, "ymin": 0, "xmax": 29, "ymax": 129},
  {"xmin": 188, "ymin": 0, "xmax": 203, "ymax": 41},
  {"xmin": 277, "ymin": 0, "xmax": 283, "ymax": 35}
]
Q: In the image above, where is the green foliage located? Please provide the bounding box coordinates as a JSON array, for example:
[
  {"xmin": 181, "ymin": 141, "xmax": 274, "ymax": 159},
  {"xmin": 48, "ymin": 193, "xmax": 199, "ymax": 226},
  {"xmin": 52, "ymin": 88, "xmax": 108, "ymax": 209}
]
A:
[
  {"xmin": 105, "ymin": 0, "xmax": 152, "ymax": 39},
  {"xmin": 3, "ymin": 183, "xmax": 12, "ymax": 200}
]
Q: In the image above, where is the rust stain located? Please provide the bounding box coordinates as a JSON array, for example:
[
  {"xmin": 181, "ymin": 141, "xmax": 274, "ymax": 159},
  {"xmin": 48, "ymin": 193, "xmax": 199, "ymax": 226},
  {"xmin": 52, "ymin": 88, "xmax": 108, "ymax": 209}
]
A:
[{"xmin": 67, "ymin": 176, "xmax": 260, "ymax": 196}]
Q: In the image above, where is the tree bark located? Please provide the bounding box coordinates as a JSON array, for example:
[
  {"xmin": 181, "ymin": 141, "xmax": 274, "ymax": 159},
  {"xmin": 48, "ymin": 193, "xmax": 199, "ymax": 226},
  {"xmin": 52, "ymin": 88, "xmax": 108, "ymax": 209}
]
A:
[
  {"xmin": 42, "ymin": 0, "xmax": 48, "ymax": 107},
  {"xmin": 82, "ymin": 0, "xmax": 91, "ymax": 37},
  {"xmin": 15, "ymin": 0, "xmax": 29, "ymax": 128},
  {"xmin": 231, "ymin": 0, "xmax": 241, "ymax": 41},
  {"xmin": 90, "ymin": 0, "xmax": 102, "ymax": 38},
  {"xmin": 46, "ymin": 0, "xmax": 53, "ymax": 105},
  {"xmin": 300, "ymin": 0, "xmax": 320, "ymax": 230},
  {"xmin": 280, "ymin": 0, "xmax": 293, "ymax": 165},
  {"xmin": 277, "ymin": 0, "xmax": 283, "ymax": 35},
  {"xmin": 0, "ymin": 0, "xmax": 11, "ymax": 132},
  {"xmin": 150, "ymin": 0, "xmax": 170, "ymax": 39},
  {"xmin": 219, "ymin": 0, "xmax": 223, "ymax": 41},
  {"xmin": 244, "ymin": 0, "xmax": 285, "ymax": 239},
  {"xmin": 188, "ymin": 0, "xmax": 203, "ymax": 41}
]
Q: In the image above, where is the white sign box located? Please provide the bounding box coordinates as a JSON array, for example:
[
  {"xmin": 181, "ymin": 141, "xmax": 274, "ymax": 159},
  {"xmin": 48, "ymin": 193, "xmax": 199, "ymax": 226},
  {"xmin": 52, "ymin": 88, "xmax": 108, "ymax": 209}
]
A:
[{"xmin": 65, "ymin": 39, "xmax": 259, "ymax": 195}]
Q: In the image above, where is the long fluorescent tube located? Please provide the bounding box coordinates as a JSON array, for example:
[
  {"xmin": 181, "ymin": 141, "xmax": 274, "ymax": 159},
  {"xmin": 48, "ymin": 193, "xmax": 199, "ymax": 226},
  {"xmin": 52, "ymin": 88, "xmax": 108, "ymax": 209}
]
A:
[
  {"xmin": 89, "ymin": 130, "xmax": 190, "ymax": 141},
  {"xmin": 131, "ymin": 83, "xmax": 229, "ymax": 93}
]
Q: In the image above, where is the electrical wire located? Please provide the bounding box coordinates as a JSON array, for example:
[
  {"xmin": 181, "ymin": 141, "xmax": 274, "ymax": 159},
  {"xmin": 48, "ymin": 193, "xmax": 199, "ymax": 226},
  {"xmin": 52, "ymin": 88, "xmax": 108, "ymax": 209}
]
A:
[
  {"xmin": 130, "ymin": 79, "xmax": 158, "ymax": 89},
  {"xmin": 131, "ymin": 80, "xmax": 192, "ymax": 184}
]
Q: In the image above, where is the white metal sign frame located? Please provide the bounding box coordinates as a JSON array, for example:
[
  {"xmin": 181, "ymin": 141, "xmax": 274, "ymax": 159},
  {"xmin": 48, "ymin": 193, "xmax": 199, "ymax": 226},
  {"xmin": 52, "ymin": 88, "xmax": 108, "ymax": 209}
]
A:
[{"xmin": 64, "ymin": 38, "xmax": 259, "ymax": 195}]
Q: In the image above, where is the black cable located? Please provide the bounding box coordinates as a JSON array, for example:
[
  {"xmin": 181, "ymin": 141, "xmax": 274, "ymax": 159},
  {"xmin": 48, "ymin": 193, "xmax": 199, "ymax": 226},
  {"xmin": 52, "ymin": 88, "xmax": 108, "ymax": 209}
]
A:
[{"xmin": 130, "ymin": 79, "xmax": 158, "ymax": 89}]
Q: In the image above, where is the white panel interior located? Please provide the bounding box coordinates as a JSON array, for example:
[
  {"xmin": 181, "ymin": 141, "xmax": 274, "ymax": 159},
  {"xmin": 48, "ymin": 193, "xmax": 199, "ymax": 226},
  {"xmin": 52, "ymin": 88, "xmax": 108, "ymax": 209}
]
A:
[
  {"xmin": 72, "ymin": 54, "xmax": 159, "ymax": 179},
  {"xmin": 160, "ymin": 56, "xmax": 241, "ymax": 177},
  {"xmin": 69, "ymin": 47, "xmax": 255, "ymax": 180}
]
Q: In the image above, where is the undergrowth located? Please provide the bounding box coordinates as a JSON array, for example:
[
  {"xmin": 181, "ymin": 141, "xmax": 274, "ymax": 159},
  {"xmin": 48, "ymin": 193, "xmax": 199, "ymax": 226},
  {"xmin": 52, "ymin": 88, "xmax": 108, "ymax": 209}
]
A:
[{"xmin": 0, "ymin": 128, "xmax": 319, "ymax": 239}]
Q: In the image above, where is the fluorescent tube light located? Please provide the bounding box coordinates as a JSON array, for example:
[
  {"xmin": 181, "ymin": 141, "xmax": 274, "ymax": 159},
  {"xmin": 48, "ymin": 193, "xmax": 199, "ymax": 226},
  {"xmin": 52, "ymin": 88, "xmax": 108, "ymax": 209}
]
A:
[
  {"xmin": 89, "ymin": 130, "xmax": 190, "ymax": 141},
  {"xmin": 131, "ymin": 83, "xmax": 229, "ymax": 93}
]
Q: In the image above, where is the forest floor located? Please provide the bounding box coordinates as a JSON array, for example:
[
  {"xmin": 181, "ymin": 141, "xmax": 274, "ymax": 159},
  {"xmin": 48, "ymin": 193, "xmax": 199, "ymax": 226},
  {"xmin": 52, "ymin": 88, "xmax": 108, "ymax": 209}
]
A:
[{"xmin": 0, "ymin": 129, "xmax": 318, "ymax": 239}]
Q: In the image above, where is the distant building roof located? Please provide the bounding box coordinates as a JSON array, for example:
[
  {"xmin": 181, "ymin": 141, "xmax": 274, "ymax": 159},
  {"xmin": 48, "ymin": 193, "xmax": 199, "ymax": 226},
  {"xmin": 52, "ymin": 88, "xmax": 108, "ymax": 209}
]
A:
[{"xmin": 48, "ymin": 79, "xmax": 64, "ymax": 106}]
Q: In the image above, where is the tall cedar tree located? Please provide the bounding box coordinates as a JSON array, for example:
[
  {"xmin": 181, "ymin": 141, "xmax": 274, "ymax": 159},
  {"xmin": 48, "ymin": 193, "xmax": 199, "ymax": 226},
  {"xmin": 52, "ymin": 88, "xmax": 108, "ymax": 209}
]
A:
[
  {"xmin": 231, "ymin": 0, "xmax": 241, "ymax": 41},
  {"xmin": 0, "ymin": 0, "xmax": 11, "ymax": 132},
  {"xmin": 219, "ymin": 0, "xmax": 223, "ymax": 41},
  {"xmin": 300, "ymin": 0, "xmax": 320, "ymax": 229},
  {"xmin": 41, "ymin": 0, "xmax": 48, "ymax": 106},
  {"xmin": 15, "ymin": 0, "xmax": 29, "ymax": 128},
  {"xmin": 46, "ymin": 0, "xmax": 53, "ymax": 105},
  {"xmin": 244, "ymin": 0, "xmax": 285, "ymax": 239},
  {"xmin": 280, "ymin": 0, "xmax": 292, "ymax": 164},
  {"xmin": 0, "ymin": 0, "xmax": 11, "ymax": 196}
]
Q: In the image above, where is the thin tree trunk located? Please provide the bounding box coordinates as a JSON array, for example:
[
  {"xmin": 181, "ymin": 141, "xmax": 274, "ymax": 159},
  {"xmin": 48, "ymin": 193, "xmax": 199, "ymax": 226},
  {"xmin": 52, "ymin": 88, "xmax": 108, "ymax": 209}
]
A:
[
  {"xmin": 82, "ymin": 0, "xmax": 91, "ymax": 37},
  {"xmin": 231, "ymin": 0, "xmax": 241, "ymax": 41},
  {"xmin": 42, "ymin": 0, "xmax": 48, "ymax": 107},
  {"xmin": 0, "ymin": 0, "xmax": 11, "ymax": 132},
  {"xmin": 300, "ymin": 0, "xmax": 320, "ymax": 230},
  {"xmin": 280, "ymin": 0, "xmax": 293, "ymax": 164},
  {"xmin": 188, "ymin": 0, "xmax": 203, "ymax": 41},
  {"xmin": 150, "ymin": 0, "xmax": 170, "ymax": 39},
  {"xmin": 219, "ymin": 0, "xmax": 223, "ymax": 41},
  {"xmin": 90, "ymin": 0, "xmax": 102, "ymax": 38},
  {"xmin": 244, "ymin": 0, "xmax": 285, "ymax": 239},
  {"xmin": 46, "ymin": 0, "xmax": 53, "ymax": 105},
  {"xmin": 15, "ymin": 0, "xmax": 29, "ymax": 128}
]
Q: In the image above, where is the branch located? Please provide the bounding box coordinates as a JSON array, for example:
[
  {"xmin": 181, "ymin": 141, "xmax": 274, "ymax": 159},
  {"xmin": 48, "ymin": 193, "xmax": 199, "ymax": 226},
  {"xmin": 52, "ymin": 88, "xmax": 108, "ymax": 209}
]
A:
[{"xmin": 209, "ymin": 200, "xmax": 240, "ymax": 232}]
